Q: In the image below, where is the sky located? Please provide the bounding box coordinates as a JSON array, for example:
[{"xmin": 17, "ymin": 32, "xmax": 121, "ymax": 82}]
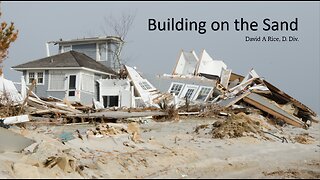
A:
[{"xmin": 1, "ymin": 1, "xmax": 319, "ymax": 114}]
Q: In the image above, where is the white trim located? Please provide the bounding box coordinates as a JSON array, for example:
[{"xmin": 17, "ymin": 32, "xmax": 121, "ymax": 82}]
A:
[
  {"xmin": 13, "ymin": 67, "xmax": 83, "ymax": 70},
  {"xmin": 13, "ymin": 67, "xmax": 115, "ymax": 76},
  {"xmin": 67, "ymin": 74, "xmax": 77, "ymax": 97},
  {"xmin": 27, "ymin": 71, "xmax": 45, "ymax": 85},
  {"xmin": 96, "ymin": 43, "xmax": 100, "ymax": 61},
  {"xmin": 81, "ymin": 67, "xmax": 115, "ymax": 76}
]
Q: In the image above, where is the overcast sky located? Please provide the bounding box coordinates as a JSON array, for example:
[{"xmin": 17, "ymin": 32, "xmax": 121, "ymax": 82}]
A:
[{"xmin": 1, "ymin": 1, "xmax": 319, "ymax": 114}]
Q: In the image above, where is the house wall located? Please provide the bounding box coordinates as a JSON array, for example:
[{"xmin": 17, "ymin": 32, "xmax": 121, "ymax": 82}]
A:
[
  {"xmin": 72, "ymin": 43, "xmax": 96, "ymax": 60},
  {"xmin": 98, "ymin": 79, "xmax": 131, "ymax": 108},
  {"xmin": 23, "ymin": 70, "xmax": 49, "ymax": 98},
  {"xmin": 22, "ymin": 69, "xmax": 107, "ymax": 105},
  {"xmin": 146, "ymin": 74, "xmax": 217, "ymax": 92},
  {"xmin": 58, "ymin": 41, "xmax": 121, "ymax": 72},
  {"xmin": 146, "ymin": 74, "xmax": 217, "ymax": 102}
]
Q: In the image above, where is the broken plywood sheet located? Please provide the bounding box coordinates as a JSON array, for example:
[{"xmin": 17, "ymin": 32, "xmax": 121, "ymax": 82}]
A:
[
  {"xmin": 263, "ymin": 80, "xmax": 317, "ymax": 116},
  {"xmin": 172, "ymin": 50, "xmax": 199, "ymax": 76},
  {"xmin": 241, "ymin": 68, "xmax": 260, "ymax": 83},
  {"xmin": 0, "ymin": 127, "xmax": 35, "ymax": 152},
  {"xmin": 196, "ymin": 49, "xmax": 227, "ymax": 77},
  {"xmin": 0, "ymin": 75, "xmax": 23, "ymax": 105},
  {"xmin": 3, "ymin": 115, "xmax": 29, "ymax": 125},
  {"xmin": 243, "ymin": 93, "xmax": 305, "ymax": 128},
  {"xmin": 218, "ymin": 91, "xmax": 251, "ymax": 108},
  {"xmin": 125, "ymin": 65, "xmax": 162, "ymax": 106},
  {"xmin": 220, "ymin": 68, "xmax": 232, "ymax": 89}
]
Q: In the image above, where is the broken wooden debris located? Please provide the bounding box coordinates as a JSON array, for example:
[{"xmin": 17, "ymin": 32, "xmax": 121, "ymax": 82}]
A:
[
  {"xmin": 3, "ymin": 114, "xmax": 29, "ymax": 125},
  {"xmin": 220, "ymin": 68, "xmax": 232, "ymax": 89},
  {"xmin": 243, "ymin": 93, "xmax": 306, "ymax": 128},
  {"xmin": 217, "ymin": 91, "xmax": 251, "ymax": 108},
  {"xmin": 67, "ymin": 111, "xmax": 167, "ymax": 119}
]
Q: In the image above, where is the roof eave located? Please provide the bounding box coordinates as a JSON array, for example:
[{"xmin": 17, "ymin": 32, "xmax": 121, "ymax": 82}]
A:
[{"xmin": 11, "ymin": 67, "xmax": 116, "ymax": 76}]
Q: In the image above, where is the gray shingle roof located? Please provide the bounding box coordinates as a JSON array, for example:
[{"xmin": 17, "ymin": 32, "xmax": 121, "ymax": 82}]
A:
[{"xmin": 12, "ymin": 51, "xmax": 116, "ymax": 75}]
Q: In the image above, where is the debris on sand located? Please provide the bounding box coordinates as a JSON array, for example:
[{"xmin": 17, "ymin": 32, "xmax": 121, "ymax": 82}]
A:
[
  {"xmin": 293, "ymin": 133, "xmax": 315, "ymax": 144},
  {"xmin": 210, "ymin": 113, "xmax": 266, "ymax": 139}
]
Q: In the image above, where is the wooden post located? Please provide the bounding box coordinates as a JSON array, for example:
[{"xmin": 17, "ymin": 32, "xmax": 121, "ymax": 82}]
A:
[{"xmin": 19, "ymin": 79, "xmax": 36, "ymax": 114}]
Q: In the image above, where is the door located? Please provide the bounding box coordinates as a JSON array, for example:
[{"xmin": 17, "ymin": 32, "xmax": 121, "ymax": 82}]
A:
[{"xmin": 67, "ymin": 75, "xmax": 77, "ymax": 97}]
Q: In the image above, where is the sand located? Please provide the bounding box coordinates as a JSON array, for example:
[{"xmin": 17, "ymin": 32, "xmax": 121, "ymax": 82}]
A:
[{"xmin": 0, "ymin": 116, "xmax": 319, "ymax": 179}]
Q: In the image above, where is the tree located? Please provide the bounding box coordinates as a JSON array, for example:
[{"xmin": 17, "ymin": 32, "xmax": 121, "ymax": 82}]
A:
[
  {"xmin": 101, "ymin": 12, "xmax": 136, "ymax": 73},
  {"xmin": 0, "ymin": 2, "xmax": 19, "ymax": 75}
]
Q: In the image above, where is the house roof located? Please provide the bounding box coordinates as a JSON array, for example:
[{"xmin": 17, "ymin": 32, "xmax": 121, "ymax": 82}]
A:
[{"xmin": 12, "ymin": 51, "xmax": 117, "ymax": 75}]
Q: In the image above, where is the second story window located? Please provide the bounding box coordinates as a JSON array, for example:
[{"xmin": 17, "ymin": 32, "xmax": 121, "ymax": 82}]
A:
[{"xmin": 98, "ymin": 43, "xmax": 107, "ymax": 61}]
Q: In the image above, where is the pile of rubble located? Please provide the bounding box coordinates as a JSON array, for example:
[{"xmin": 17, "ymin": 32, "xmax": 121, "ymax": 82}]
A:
[{"xmin": 0, "ymin": 49, "xmax": 318, "ymax": 152}]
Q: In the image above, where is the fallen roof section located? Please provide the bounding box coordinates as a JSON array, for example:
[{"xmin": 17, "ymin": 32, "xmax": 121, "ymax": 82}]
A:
[
  {"xmin": 243, "ymin": 93, "xmax": 306, "ymax": 128},
  {"xmin": 262, "ymin": 80, "xmax": 316, "ymax": 116}
]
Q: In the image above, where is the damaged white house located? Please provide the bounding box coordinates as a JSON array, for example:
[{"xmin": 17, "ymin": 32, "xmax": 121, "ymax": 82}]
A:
[{"xmin": 10, "ymin": 36, "xmax": 318, "ymax": 128}]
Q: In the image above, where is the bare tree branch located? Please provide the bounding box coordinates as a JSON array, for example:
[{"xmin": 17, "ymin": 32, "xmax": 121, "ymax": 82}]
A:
[
  {"xmin": 102, "ymin": 11, "xmax": 136, "ymax": 40},
  {"xmin": 101, "ymin": 11, "xmax": 136, "ymax": 73}
]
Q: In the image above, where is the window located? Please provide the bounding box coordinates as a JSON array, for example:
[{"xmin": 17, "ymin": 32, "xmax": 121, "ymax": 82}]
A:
[
  {"xmin": 169, "ymin": 83, "xmax": 184, "ymax": 96},
  {"xmin": 28, "ymin": 72, "xmax": 35, "ymax": 84},
  {"xmin": 68, "ymin": 75, "xmax": 76, "ymax": 97},
  {"xmin": 184, "ymin": 89, "xmax": 195, "ymax": 99},
  {"xmin": 63, "ymin": 46, "xmax": 71, "ymax": 52},
  {"xmin": 28, "ymin": 72, "xmax": 44, "ymax": 85},
  {"xmin": 139, "ymin": 81, "xmax": 152, "ymax": 90},
  {"xmin": 196, "ymin": 87, "xmax": 212, "ymax": 101},
  {"xmin": 103, "ymin": 96, "xmax": 119, "ymax": 108},
  {"xmin": 81, "ymin": 74, "xmax": 94, "ymax": 93},
  {"xmin": 37, "ymin": 72, "xmax": 44, "ymax": 84},
  {"xmin": 98, "ymin": 43, "xmax": 107, "ymax": 61},
  {"xmin": 49, "ymin": 72, "xmax": 65, "ymax": 90}
]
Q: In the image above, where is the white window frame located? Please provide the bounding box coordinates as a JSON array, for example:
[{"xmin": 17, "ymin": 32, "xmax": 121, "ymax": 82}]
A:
[
  {"xmin": 67, "ymin": 74, "xmax": 77, "ymax": 97},
  {"xmin": 168, "ymin": 82, "xmax": 185, "ymax": 96},
  {"xmin": 27, "ymin": 71, "xmax": 45, "ymax": 85},
  {"xmin": 48, "ymin": 71, "xmax": 66, "ymax": 91},
  {"xmin": 179, "ymin": 84, "xmax": 198, "ymax": 100},
  {"xmin": 139, "ymin": 81, "xmax": 153, "ymax": 90},
  {"xmin": 194, "ymin": 86, "xmax": 213, "ymax": 102}
]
